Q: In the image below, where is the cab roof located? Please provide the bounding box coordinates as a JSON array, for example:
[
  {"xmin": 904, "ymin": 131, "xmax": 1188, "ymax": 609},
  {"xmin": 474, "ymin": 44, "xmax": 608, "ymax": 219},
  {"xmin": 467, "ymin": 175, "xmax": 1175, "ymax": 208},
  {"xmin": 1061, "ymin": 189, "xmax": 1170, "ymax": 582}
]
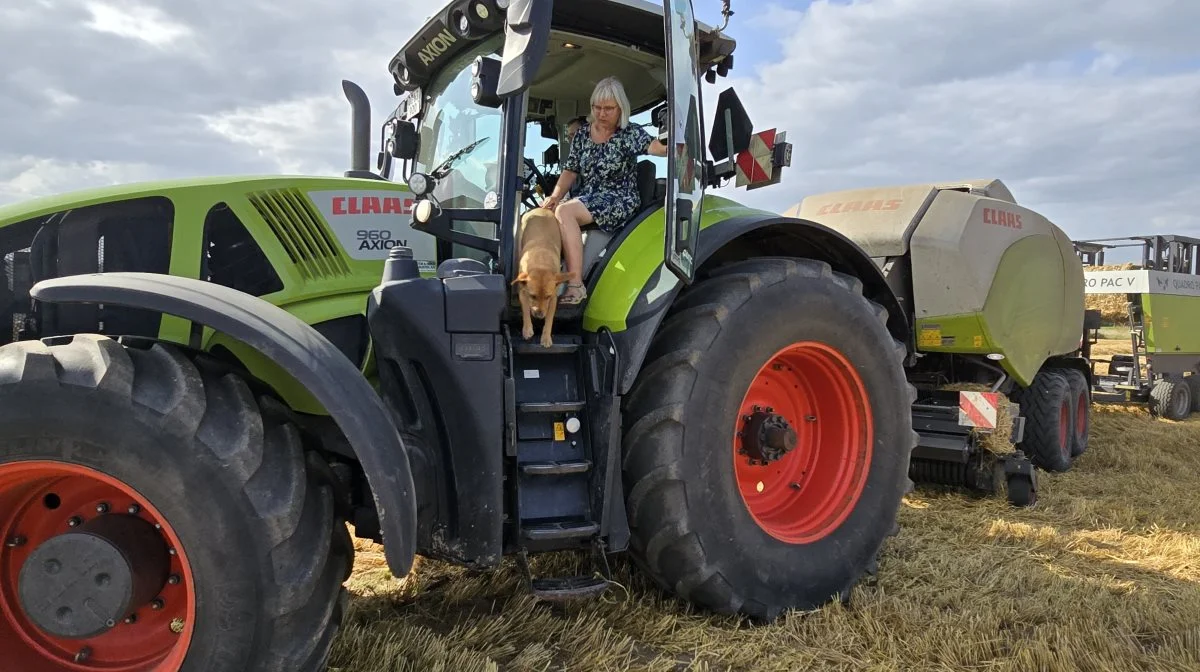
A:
[{"xmin": 389, "ymin": 0, "xmax": 736, "ymax": 94}]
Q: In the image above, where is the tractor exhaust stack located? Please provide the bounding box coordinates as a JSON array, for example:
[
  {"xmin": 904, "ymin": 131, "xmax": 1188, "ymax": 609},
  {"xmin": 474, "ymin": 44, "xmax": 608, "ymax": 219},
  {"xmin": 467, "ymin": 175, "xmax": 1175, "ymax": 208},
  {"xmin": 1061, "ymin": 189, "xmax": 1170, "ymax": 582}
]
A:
[{"xmin": 342, "ymin": 79, "xmax": 375, "ymax": 179}]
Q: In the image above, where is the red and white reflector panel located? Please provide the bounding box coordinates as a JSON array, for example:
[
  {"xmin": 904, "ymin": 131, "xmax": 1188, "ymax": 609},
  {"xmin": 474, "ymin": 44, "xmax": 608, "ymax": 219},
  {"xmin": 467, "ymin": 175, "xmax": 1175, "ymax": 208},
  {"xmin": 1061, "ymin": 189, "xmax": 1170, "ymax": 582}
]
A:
[{"xmin": 958, "ymin": 391, "xmax": 999, "ymax": 430}]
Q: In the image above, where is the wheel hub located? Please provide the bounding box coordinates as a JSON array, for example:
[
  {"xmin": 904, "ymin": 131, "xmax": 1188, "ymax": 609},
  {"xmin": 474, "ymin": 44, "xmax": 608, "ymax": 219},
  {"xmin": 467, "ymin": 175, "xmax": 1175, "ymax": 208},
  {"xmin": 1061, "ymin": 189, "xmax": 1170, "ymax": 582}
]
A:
[
  {"xmin": 739, "ymin": 407, "xmax": 799, "ymax": 465},
  {"xmin": 17, "ymin": 514, "xmax": 170, "ymax": 640}
]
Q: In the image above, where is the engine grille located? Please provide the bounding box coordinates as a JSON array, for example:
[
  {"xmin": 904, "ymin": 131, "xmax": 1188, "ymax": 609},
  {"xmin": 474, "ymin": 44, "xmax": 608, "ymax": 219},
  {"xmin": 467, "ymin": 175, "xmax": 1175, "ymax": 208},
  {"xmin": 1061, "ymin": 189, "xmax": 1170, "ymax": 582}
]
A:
[{"xmin": 247, "ymin": 188, "xmax": 350, "ymax": 279}]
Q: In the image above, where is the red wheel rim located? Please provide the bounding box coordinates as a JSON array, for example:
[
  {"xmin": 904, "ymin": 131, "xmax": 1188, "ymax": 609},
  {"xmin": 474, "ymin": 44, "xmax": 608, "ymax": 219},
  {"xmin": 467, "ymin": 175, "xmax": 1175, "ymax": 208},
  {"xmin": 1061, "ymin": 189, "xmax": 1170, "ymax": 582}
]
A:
[
  {"xmin": 0, "ymin": 461, "xmax": 195, "ymax": 671},
  {"xmin": 1059, "ymin": 401, "xmax": 1070, "ymax": 457},
  {"xmin": 732, "ymin": 342, "xmax": 873, "ymax": 544}
]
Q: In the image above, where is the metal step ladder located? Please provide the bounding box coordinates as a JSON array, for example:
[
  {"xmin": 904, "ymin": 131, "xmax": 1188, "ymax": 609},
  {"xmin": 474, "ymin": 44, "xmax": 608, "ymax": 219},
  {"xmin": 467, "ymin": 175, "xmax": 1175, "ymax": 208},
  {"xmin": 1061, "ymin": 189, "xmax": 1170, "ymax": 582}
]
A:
[{"xmin": 505, "ymin": 331, "xmax": 612, "ymax": 599}]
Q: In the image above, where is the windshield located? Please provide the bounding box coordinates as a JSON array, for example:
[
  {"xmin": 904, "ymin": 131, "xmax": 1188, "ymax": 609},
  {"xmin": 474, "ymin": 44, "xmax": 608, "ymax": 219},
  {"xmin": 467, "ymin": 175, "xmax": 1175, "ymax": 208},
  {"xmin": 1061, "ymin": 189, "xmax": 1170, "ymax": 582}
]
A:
[{"xmin": 415, "ymin": 34, "xmax": 505, "ymax": 210}]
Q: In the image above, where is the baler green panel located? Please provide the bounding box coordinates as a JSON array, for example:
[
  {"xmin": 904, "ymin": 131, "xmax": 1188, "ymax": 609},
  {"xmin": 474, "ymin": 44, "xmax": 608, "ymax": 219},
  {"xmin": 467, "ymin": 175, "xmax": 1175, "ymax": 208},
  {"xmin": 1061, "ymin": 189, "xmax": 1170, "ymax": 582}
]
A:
[
  {"xmin": 1142, "ymin": 295, "xmax": 1200, "ymax": 355},
  {"xmin": 917, "ymin": 235, "xmax": 1069, "ymax": 387}
]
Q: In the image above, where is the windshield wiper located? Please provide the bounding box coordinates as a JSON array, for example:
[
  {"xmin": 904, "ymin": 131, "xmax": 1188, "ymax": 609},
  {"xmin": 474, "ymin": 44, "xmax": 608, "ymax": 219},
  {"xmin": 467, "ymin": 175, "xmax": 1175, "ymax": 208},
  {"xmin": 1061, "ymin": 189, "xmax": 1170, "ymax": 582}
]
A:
[{"xmin": 430, "ymin": 137, "xmax": 491, "ymax": 179}]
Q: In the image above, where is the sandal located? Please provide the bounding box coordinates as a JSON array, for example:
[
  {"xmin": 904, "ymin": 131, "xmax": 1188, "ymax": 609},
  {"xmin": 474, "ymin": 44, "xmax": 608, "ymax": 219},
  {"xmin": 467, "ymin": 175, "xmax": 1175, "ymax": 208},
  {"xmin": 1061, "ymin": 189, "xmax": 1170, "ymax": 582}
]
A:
[{"xmin": 560, "ymin": 283, "xmax": 588, "ymax": 305}]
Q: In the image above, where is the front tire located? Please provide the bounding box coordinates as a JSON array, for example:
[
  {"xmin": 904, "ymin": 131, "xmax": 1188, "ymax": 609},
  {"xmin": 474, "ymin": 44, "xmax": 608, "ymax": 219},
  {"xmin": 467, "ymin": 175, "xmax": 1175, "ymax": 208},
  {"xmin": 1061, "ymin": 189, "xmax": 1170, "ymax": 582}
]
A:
[
  {"xmin": 1011, "ymin": 370, "xmax": 1074, "ymax": 472},
  {"xmin": 0, "ymin": 335, "xmax": 352, "ymax": 672},
  {"xmin": 622, "ymin": 257, "xmax": 916, "ymax": 621}
]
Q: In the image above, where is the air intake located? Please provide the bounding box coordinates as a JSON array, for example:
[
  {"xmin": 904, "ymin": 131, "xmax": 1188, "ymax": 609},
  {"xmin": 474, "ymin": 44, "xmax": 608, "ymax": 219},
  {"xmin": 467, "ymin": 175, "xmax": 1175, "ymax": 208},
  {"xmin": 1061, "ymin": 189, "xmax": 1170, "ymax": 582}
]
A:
[{"xmin": 247, "ymin": 188, "xmax": 351, "ymax": 279}]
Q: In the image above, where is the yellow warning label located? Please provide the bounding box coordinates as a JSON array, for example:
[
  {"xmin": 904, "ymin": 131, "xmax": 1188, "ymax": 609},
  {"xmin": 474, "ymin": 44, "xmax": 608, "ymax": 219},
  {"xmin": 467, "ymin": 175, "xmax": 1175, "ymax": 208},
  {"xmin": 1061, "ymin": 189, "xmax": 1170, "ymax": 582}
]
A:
[
  {"xmin": 973, "ymin": 335, "xmax": 983, "ymax": 348},
  {"xmin": 918, "ymin": 327, "xmax": 942, "ymax": 348},
  {"xmin": 553, "ymin": 422, "xmax": 565, "ymax": 441}
]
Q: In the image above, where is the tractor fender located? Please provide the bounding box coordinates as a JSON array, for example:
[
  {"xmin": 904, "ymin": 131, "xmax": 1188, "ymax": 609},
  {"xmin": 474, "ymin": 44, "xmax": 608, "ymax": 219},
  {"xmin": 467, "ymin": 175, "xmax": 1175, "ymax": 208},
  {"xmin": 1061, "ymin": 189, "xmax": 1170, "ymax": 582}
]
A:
[
  {"xmin": 610, "ymin": 214, "xmax": 909, "ymax": 395},
  {"xmin": 28, "ymin": 271, "xmax": 418, "ymax": 577}
]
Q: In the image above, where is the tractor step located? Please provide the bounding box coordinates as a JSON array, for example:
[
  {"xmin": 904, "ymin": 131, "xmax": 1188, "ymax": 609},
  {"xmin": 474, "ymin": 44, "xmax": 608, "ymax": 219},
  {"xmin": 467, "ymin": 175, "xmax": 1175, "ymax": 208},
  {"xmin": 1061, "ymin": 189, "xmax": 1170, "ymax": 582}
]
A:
[
  {"xmin": 518, "ymin": 401, "xmax": 587, "ymax": 413},
  {"xmin": 513, "ymin": 341, "xmax": 580, "ymax": 355},
  {"xmin": 530, "ymin": 575, "xmax": 610, "ymax": 601},
  {"xmin": 520, "ymin": 460, "xmax": 592, "ymax": 476},
  {"xmin": 522, "ymin": 520, "xmax": 599, "ymax": 542}
]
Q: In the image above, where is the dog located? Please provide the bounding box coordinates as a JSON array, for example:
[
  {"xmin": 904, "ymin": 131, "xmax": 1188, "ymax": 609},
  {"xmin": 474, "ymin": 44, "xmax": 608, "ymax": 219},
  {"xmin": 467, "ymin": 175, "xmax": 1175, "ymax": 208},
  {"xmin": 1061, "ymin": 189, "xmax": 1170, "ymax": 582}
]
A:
[{"xmin": 512, "ymin": 207, "xmax": 571, "ymax": 348}]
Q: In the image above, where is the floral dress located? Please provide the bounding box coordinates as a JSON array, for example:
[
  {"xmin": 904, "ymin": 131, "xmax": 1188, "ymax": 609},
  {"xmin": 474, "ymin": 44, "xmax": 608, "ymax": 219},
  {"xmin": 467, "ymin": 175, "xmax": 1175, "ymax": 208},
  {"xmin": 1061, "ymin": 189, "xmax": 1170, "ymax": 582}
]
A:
[{"xmin": 561, "ymin": 121, "xmax": 653, "ymax": 233}]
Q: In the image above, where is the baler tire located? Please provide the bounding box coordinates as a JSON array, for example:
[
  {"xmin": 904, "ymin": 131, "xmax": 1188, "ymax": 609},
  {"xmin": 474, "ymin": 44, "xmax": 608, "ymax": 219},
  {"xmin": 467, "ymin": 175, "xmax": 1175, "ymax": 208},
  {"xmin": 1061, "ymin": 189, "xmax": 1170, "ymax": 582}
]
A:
[
  {"xmin": 1011, "ymin": 370, "xmax": 1074, "ymax": 472},
  {"xmin": 1061, "ymin": 368, "xmax": 1090, "ymax": 457},
  {"xmin": 0, "ymin": 335, "xmax": 352, "ymax": 672},
  {"xmin": 621, "ymin": 257, "xmax": 916, "ymax": 622},
  {"xmin": 1183, "ymin": 374, "xmax": 1200, "ymax": 413},
  {"xmin": 1149, "ymin": 376, "xmax": 1191, "ymax": 421}
]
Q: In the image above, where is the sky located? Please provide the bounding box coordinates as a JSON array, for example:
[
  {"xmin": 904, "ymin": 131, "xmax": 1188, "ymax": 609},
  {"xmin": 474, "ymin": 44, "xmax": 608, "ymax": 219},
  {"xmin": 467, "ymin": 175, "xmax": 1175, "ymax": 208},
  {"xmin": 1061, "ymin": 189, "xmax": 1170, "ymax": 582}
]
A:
[{"xmin": 2, "ymin": 0, "xmax": 1198, "ymax": 250}]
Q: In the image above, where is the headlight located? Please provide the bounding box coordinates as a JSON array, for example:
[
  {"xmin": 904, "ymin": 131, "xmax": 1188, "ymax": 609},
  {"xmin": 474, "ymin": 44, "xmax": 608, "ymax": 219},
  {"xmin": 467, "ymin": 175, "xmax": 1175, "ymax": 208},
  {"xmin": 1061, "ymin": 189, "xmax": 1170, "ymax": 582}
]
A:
[{"xmin": 407, "ymin": 172, "xmax": 431, "ymax": 196}]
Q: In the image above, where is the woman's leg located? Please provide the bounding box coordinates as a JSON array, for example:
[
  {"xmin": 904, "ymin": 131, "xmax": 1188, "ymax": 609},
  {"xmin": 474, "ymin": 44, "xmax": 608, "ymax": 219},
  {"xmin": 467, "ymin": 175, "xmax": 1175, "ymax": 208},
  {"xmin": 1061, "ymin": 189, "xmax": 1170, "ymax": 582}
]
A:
[{"xmin": 555, "ymin": 199, "xmax": 594, "ymax": 303}]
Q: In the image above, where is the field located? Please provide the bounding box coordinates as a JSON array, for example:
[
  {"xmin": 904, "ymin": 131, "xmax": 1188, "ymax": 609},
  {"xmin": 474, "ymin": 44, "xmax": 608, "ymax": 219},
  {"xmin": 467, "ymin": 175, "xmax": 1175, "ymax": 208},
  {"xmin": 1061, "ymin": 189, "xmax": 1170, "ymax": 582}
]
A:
[{"xmin": 327, "ymin": 340, "xmax": 1200, "ymax": 672}]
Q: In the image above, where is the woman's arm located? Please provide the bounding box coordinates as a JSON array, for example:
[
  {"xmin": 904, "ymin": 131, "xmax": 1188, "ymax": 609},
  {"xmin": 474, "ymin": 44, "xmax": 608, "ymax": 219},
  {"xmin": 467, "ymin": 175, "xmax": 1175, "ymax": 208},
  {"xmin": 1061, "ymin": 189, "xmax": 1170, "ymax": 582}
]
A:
[{"xmin": 543, "ymin": 170, "xmax": 577, "ymax": 210}]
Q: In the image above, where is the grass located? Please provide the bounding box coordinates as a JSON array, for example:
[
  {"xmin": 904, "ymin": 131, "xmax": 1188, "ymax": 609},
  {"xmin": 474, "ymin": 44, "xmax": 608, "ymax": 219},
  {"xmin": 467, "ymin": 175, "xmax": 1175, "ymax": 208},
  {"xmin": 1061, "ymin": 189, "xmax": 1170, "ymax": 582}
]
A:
[{"xmin": 328, "ymin": 389, "xmax": 1200, "ymax": 671}]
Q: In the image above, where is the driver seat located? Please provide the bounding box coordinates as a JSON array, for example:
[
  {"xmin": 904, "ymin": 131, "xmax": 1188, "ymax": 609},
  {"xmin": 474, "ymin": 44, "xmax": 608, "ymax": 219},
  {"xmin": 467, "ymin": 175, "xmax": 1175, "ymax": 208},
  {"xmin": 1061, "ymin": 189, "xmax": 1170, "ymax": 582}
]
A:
[{"xmin": 580, "ymin": 160, "xmax": 658, "ymax": 281}]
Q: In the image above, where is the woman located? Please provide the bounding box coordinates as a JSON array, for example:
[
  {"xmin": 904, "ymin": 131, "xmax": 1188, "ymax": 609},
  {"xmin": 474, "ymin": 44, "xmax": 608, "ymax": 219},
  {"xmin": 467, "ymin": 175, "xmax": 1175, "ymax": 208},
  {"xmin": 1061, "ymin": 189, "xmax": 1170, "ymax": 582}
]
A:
[{"xmin": 542, "ymin": 76, "xmax": 667, "ymax": 304}]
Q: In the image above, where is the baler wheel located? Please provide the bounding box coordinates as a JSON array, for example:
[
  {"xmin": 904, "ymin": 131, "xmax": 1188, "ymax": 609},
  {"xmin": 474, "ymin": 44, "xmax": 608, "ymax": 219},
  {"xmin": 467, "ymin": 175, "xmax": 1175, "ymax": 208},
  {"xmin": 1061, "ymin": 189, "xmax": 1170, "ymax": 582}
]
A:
[
  {"xmin": 1150, "ymin": 376, "xmax": 1192, "ymax": 421},
  {"xmin": 1011, "ymin": 370, "xmax": 1074, "ymax": 473}
]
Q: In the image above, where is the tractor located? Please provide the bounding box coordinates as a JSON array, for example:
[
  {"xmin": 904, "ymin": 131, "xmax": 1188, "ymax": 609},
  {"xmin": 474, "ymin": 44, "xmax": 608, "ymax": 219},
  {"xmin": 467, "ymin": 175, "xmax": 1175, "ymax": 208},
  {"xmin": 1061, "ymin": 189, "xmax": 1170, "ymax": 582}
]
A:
[{"xmin": 0, "ymin": 1, "xmax": 1086, "ymax": 670}]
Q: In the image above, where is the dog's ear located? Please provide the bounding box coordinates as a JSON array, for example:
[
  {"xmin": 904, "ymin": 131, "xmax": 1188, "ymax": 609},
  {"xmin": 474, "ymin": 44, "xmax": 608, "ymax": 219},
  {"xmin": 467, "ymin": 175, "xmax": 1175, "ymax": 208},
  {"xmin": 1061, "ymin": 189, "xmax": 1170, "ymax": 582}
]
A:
[
  {"xmin": 511, "ymin": 271, "xmax": 530, "ymax": 286},
  {"xmin": 555, "ymin": 272, "xmax": 572, "ymax": 285}
]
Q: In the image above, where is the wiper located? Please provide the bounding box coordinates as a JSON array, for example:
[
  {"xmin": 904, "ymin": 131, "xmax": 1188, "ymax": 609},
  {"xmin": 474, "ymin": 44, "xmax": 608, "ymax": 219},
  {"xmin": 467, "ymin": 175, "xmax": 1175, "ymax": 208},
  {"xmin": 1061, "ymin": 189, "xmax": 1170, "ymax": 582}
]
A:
[{"xmin": 430, "ymin": 137, "xmax": 491, "ymax": 179}]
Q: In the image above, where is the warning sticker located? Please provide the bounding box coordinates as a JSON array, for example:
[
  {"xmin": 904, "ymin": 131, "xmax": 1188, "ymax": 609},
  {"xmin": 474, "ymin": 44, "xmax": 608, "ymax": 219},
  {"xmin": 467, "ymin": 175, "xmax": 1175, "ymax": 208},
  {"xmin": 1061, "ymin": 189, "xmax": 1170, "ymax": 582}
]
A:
[
  {"xmin": 553, "ymin": 422, "xmax": 566, "ymax": 442},
  {"xmin": 973, "ymin": 335, "xmax": 984, "ymax": 348},
  {"xmin": 918, "ymin": 326, "xmax": 942, "ymax": 348}
]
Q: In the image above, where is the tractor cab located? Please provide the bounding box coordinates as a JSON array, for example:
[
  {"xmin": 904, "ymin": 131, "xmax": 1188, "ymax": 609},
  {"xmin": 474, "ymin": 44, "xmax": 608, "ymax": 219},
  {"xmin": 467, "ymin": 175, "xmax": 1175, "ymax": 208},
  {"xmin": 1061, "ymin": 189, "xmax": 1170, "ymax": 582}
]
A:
[{"xmin": 370, "ymin": 0, "xmax": 757, "ymax": 295}]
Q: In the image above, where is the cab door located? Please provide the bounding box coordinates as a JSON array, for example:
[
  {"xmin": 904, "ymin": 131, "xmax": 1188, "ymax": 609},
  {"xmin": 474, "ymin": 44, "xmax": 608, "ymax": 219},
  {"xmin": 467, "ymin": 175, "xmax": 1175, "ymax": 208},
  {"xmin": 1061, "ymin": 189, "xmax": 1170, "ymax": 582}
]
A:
[{"xmin": 662, "ymin": 0, "xmax": 705, "ymax": 284}]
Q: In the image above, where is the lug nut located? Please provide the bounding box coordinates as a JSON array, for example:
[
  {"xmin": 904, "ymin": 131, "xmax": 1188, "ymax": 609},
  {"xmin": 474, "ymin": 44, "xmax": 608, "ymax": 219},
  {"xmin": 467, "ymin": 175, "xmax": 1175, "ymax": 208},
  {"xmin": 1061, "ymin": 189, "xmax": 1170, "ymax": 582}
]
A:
[
  {"xmin": 4, "ymin": 535, "xmax": 25, "ymax": 548},
  {"xmin": 75, "ymin": 648, "xmax": 92, "ymax": 663},
  {"xmin": 125, "ymin": 614, "xmax": 138, "ymax": 625},
  {"xmin": 805, "ymin": 415, "xmax": 817, "ymax": 422},
  {"xmin": 96, "ymin": 502, "xmax": 110, "ymax": 514},
  {"xmin": 67, "ymin": 516, "xmax": 82, "ymax": 527},
  {"xmin": 151, "ymin": 598, "xmax": 164, "ymax": 610},
  {"xmin": 168, "ymin": 574, "xmax": 180, "ymax": 585},
  {"xmin": 127, "ymin": 504, "xmax": 141, "ymax": 515}
]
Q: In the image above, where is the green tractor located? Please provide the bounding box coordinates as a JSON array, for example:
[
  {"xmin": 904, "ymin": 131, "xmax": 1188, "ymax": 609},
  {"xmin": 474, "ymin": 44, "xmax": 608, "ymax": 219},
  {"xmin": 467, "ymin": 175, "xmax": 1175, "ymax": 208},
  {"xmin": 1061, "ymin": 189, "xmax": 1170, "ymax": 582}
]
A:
[{"xmin": 0, "ymin": 1, "xmax": 1088, "ymax": 670}]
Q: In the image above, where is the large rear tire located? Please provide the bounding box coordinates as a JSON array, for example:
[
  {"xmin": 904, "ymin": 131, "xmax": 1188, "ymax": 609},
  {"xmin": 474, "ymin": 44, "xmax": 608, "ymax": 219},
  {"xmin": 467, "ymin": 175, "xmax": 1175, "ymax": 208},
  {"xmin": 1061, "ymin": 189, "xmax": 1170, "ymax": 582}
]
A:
[
  {"xmin": 0, "ymin": 335, "xmax": 352, "ymax": 672},
  {"xmin": 622, "ymin": 257, "xmax": 916, "ymax": 621}
]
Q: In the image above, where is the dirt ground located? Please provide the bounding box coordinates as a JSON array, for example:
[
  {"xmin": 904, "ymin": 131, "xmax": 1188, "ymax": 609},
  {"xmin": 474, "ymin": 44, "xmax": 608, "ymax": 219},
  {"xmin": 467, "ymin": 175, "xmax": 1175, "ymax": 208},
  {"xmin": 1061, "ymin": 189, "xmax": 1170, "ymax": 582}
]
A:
[{"xmin": 328, "ymin": 349, "xmax": 1200, "ymax": 671}]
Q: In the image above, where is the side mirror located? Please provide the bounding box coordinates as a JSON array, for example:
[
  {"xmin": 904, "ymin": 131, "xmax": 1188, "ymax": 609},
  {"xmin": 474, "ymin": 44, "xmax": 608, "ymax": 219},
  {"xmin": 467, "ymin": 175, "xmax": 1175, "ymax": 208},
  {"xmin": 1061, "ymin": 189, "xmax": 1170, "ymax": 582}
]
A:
[
  {"xmin": 387, "ymin": 120, "xmax": 419, "ymax": 161},
  {"xmin": 542, "ymin": 144, "xmax": 560, "ymax": 166},
  {"xmin": 708, "ymin": 87, "xmax": 752, "ymax": 162},
  {"xmin": 651, "ymin": 102, "xmax": 669, "ymax": 142},
  {"xmin": 471, "ymin": 56, "xmax": 503, "ymax": 108}
]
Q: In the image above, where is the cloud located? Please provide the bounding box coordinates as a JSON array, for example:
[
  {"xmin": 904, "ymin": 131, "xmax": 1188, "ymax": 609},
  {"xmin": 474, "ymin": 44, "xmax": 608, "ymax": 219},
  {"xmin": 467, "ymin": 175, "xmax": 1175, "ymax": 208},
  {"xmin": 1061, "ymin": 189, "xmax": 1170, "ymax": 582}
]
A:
[
  {"xmin": 1, "ymin": 0, "xmax": 1198, "ymax": 251},
  {"xmin": 709, "ymin": 0, "xmax": 1200, "ymax": 243},
  {"xmin": 0, "ymin": 0, "xmax": 430, "ymax": 201}
]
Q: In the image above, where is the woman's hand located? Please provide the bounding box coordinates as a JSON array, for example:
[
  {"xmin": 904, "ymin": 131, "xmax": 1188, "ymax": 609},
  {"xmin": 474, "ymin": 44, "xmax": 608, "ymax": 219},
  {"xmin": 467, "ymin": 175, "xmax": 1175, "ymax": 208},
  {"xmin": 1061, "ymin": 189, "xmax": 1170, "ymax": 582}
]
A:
[{"xmin": 542, "ymin": 193, "xmax": 562, "ymax": 211}]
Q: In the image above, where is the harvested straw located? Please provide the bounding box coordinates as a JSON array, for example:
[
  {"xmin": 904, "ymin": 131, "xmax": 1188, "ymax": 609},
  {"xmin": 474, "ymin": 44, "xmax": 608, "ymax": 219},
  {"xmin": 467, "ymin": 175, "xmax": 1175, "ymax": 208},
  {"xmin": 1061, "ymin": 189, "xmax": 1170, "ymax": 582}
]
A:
[
  {"xmin": 329, "ymin": 405, "xmax": 1200, "ymax": 672},
  {"xmin": 937, "ymin": 383, "xmax": 1014, "ymax": 454}
]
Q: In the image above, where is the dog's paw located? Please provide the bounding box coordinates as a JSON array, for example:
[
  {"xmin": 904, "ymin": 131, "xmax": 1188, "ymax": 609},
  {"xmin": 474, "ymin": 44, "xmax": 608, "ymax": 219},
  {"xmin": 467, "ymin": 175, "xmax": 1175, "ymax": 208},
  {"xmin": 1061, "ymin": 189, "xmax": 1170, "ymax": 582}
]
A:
[
  {"xmin": 522, "ymin": 325, "xmax": 535, "ymax": 340},
  {"xmin": 540, "ymin": 333, "xmax": 554, "ymax": 348}
]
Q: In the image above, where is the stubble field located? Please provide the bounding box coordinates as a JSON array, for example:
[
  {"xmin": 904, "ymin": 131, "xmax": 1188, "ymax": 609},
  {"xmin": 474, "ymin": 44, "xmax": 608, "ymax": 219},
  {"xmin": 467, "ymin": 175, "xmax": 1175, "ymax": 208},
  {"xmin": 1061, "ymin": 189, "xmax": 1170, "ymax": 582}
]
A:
[{"xmin": 327, "ymin": 339, "xmax": 1200, "ymax": 672}]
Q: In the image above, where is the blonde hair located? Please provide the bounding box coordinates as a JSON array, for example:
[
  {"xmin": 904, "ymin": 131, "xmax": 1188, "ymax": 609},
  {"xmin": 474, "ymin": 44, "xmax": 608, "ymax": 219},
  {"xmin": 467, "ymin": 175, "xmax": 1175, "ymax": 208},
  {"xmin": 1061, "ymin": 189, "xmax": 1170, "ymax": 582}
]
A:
[{"xmin": 588, "ymin": 76, "xmax": 631, "ymax": 129}]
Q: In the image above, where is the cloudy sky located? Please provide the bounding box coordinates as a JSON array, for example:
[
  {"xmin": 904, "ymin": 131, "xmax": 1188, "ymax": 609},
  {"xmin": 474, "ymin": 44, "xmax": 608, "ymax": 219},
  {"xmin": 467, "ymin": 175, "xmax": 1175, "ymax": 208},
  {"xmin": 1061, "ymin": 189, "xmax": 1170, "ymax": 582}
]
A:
[{"xmin": 2, "ymin": 0, "xmax": 1198, "ymax": 251}]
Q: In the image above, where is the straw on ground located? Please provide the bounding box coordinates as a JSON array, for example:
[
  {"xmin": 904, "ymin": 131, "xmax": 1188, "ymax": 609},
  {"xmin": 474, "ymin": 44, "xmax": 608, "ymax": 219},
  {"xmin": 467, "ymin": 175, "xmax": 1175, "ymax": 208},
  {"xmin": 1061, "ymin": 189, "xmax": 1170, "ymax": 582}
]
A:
[{"xmin": 328, "ymin": 391, "xmax": 1200, "ymax": 672}]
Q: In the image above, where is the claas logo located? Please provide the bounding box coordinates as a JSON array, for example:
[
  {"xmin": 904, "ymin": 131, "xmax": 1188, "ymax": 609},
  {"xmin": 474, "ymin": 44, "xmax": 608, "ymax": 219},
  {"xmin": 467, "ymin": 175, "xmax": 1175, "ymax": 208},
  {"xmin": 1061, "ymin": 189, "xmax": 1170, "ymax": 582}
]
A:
[
  {"xmin": 331, "ymin": 196, "xmax": 414, "ymax": 216},
  {"xmin": 815, "ymin": 199, "xmax": 902, "ymax": 215}
]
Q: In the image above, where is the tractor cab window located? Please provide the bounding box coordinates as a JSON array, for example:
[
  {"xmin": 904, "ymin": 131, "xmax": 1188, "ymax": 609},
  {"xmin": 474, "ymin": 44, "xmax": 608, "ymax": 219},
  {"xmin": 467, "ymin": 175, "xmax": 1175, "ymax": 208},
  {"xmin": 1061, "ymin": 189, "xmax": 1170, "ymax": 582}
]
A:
[
  {"xmin": 414, "ymin": 34, "xmax": 504, "ymax": 265},
  {"xmin": 415, "ymin": 35, "xmax": 505, "ymax": 211}
]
